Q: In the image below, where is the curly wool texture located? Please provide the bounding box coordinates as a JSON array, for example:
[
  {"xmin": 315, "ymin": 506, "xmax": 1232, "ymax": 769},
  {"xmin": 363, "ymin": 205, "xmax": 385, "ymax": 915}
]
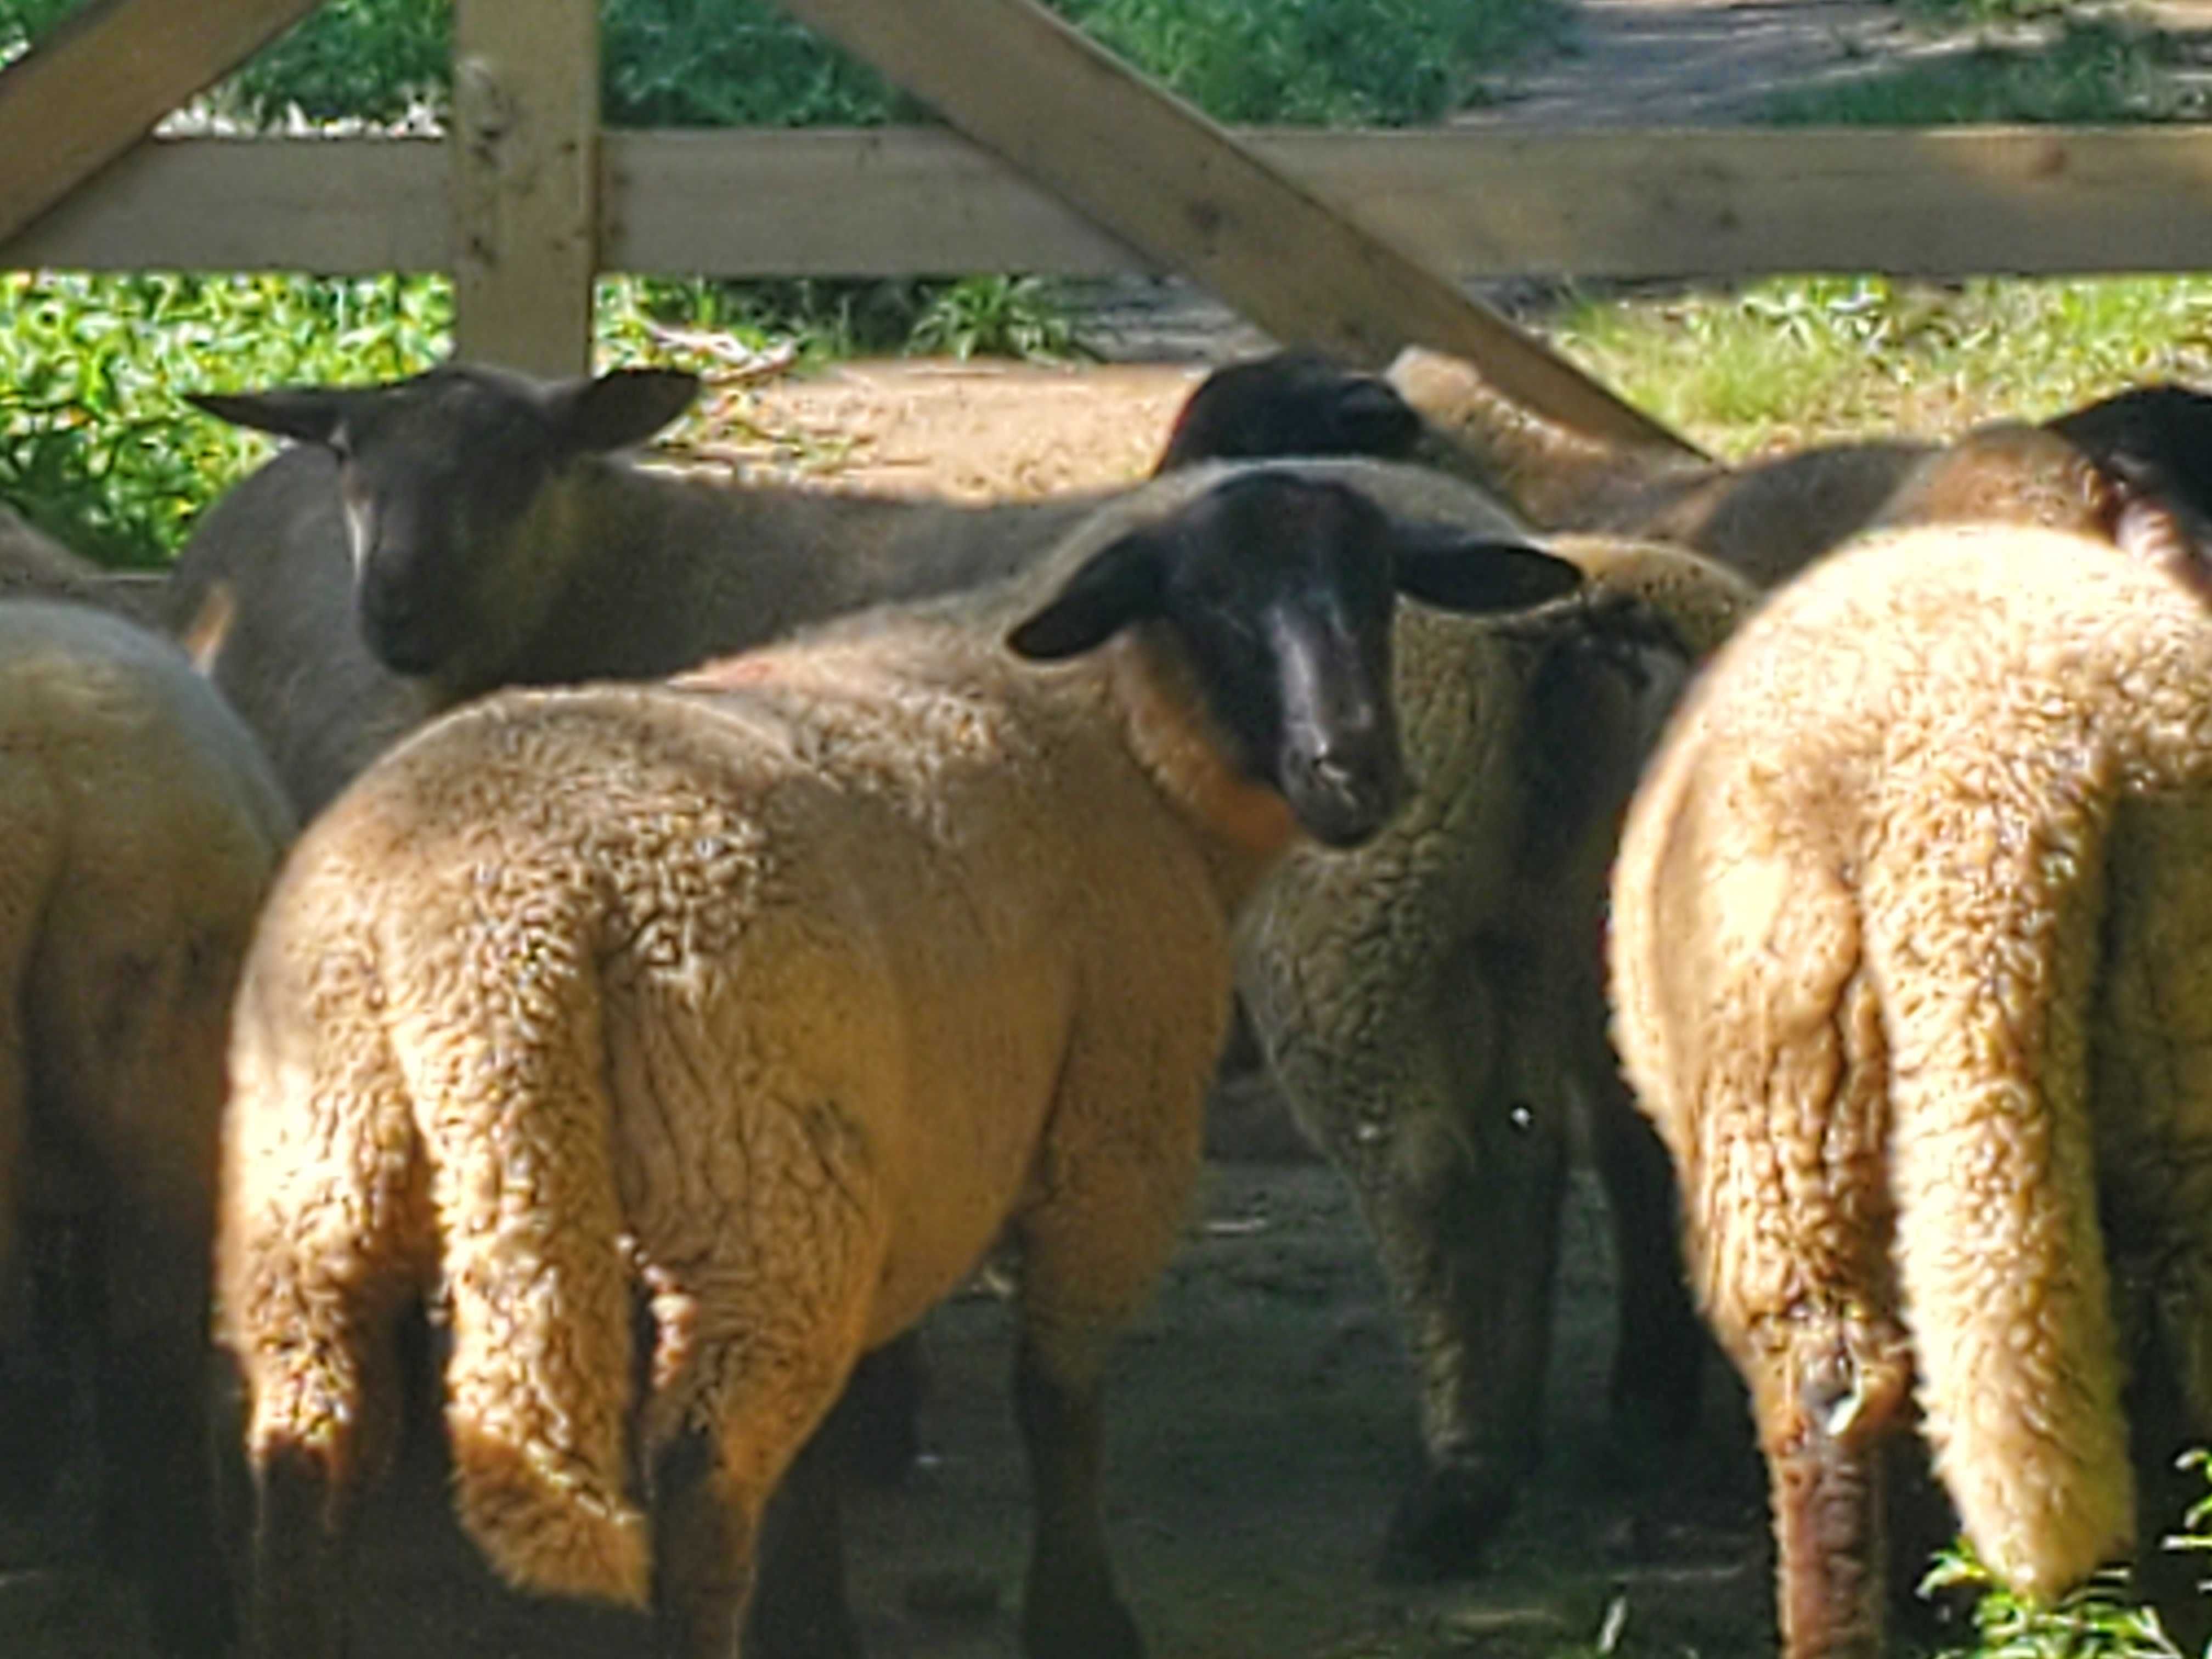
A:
[
  {"xmin": 0, "ymin": 598, "xmax": 294, "ymax": 1640},
  {"xmin": 217, "ymin": 495, "xmax": 1307, "ymax": 1609},
  {"xmin": 1609, "ymin": 521, "xmax": 2212, "ymax": 1616}
]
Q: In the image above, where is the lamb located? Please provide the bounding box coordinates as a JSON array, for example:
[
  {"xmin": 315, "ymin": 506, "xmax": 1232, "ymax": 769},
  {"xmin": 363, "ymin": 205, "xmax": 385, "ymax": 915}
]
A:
[
  {"xmin": 215, "ymin": 464, "xmax": 1583, "ymax": 1659},
  {"xmin": 1389, "ymin": 347, "xmax": 2212, "ymax": 580},
  {"xmin": 1606, "ymin": 510, "xmax": 2212, "ymax": 1658},
  {"xmin": 0, "ymin": 597, "xmax": 295, "ymax": 1658}
]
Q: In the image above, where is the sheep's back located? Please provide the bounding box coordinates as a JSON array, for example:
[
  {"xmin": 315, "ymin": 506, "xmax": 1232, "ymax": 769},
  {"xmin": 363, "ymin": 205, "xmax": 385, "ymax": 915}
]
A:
[
  {"xmin": 0, "ymin": 600, "xmax": 292, "ymax": 1233},
  {"xmin": 1612, "ymin": 523, "xmax": 2212, "ymax": 1315},
  {"xmin": 263, "ymin": 624, "xmax": 1234, "ymax": 1341}
]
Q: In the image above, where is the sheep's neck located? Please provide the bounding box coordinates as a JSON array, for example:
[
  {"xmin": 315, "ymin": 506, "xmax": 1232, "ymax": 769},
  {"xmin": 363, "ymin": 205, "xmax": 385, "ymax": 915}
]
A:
[{"xmin": 1107, "ymin": 631, "xmax": 1294, "ymax": 909}]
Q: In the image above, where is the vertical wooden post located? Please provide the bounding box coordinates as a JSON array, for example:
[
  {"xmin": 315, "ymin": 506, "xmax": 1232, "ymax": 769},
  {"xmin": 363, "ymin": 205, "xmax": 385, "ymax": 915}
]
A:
[{"xmin": 450, "ymin": 0, "xmax": 599, "ymax": 376}]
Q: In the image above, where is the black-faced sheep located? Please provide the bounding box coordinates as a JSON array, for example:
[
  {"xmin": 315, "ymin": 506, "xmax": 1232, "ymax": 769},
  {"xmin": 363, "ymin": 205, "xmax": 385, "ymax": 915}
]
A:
[
  {"xmin": 1607, "ymin": 512, "xmax": 2212, "ymax": 1659},
  {"xmin": 187, "ymin": 355, "xmax": 1751, "ymax": 1582},
  {"xmin": 0, "ymin": 597, "xmax": 295, "ymax": 1658},
  {"xmin": 172, "ymin": 348, "xmax": 1434, "ymax": 1506},
  {"xmin": 1153, "ymin": 349, "xmax": 1424, "ymax": 472},
  {"xmin": 216, "ymin": 466, "xmax": 1583, "ymax": 1659},
  {"xmin": 1235, "ymin": 527, "xmax": 1756, "ymax": 1577}
]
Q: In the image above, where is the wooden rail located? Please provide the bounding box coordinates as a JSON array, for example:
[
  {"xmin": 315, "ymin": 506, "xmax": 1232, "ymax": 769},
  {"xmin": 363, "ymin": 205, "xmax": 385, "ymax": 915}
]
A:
[
  {"xmin": 11, "ymin": 126, "xmax": 2212, "ymax": 284},
  {"xmin": 0, "ymin": 0, "xmax": 320, "ymax": 246},
  {"xmin": 773, "ymin": 0, "xmax": 1688, "ymax": 449}
]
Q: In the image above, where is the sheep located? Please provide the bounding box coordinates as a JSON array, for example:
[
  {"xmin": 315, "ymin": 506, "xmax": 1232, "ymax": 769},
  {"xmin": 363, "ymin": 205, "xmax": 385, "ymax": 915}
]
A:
[
  {"xmin": 0, "ymin": 504, "xmax": 168, "ymax": 627},
  {"xmin": 187, "ymin": 356, "xmax": 1752, "ymax": 1581},
  {"xmin": 0, "ymin": 597, "xmax": 295, "ymax": 1658},
  {"xmin": 171, "ymin": 348, "xmax": 1432, "ymax": 1499},
  {"xmin": 1235, "ymin": 527, "xmax": 1756, "ymax": 1577},
  {"xmin": 1606, "ymin": 510, "xmax": 2212, "ymax": 1659},
  {"xmin": 1, "ymin": 505, "xmax": 110, "ymax": 601},
  {"xmin": 214, "ymin": 462, "xmax": 1584, "ymax": 1659},
  {"xmin": 1388, "ymin": 347, "xmax": 2212, "ymax": 580},
  {"xmin": 1153, "ymin": 348, "xmax": 1424, "ymax": 472}
]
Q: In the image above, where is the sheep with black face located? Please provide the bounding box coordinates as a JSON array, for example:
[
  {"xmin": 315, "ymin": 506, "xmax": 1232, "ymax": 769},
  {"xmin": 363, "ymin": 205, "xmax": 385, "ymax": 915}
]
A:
[{"xmin": 216, "ymin": 465, "xmax": 1580, "ymax": 1659}]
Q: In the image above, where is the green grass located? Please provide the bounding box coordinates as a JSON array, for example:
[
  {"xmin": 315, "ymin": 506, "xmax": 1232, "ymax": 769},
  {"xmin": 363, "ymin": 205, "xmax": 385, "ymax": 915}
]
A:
[
  {"xmin": 1544, "ymin": 273, "xmax": 2212, "ymax": 459},
  {"xmin": 1760, "ymin": 17, "xmax": 2193, "ymax": 126},
  {"xmin": 0, "ymin": 266, "xmax": 1090, "ymax": 569},
  {"xmin": 1921, "ymin": 1544, "xmax": 2186, "ymax": 1659}
]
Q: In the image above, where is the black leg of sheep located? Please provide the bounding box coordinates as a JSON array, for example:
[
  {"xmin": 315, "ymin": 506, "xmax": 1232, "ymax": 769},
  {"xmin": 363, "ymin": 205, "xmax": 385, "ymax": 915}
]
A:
[
  {"xmin": 92, "ymin": 1215, "xmax": 238, "ymax": 1659},
  {"xmin": 1012, "ymin": 1334, "xmax": 1144, "ymax": 1659},
  {"xmin": 741, "ymin": 1420, "xmax": 864, "ymax": 1659}
]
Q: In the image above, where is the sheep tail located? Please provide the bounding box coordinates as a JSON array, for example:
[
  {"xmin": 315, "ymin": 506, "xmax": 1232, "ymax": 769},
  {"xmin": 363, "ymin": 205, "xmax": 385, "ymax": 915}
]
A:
[
  {"xmin": 426, "ymin": 940, "xmax": 652, "ymax": 1609},
  {"xmin": 1872, "ymin": 776, "xmax": 2133, "ymax": 1602}
]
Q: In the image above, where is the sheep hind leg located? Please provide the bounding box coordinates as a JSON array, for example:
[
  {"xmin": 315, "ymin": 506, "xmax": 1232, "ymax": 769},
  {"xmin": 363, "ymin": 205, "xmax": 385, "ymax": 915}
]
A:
[
  {"xmin": 88, "ymin": 1209, "xmax": 235, "ymax": 1658},
  {"xmin": 650, "ymin": 1343, "xmax": 871, "ymax": 1659},
  {"xmin": 247, "ymin": 1442, "xmax": 358, "ymax": 1659},
  {"xmin": 641, "ymin": 1231, "xmax": 881, "ymax": 1658},
  {"xmin": 1005, "ymin": 1059, "xmax": 1207, "ymax": 1659},
  {"xmin": 1358, "ymin": 946, "xmax": 1570, "ymax": 1583},
  {"xmin": 1580, "ymin": 1055, "xmax": 1707, "ymax": 1450},
  {"xmin": 1769, "ymin": 1409, "xmax": 1891, "ymax": 1659},
  {"xmin": 740, "ymin": 1415, "xmax": 863, "ymax": 1659}
]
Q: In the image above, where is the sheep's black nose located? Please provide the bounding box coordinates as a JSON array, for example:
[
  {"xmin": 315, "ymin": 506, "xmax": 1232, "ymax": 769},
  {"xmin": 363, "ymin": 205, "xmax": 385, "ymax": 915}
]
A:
[
  {"xmin": 1286, "ymin": 738, "xmax": 1403, "ymax": 849},
  {"xmin": 358, "ymin": 566, "xmax": 439, "ymax": 674}
]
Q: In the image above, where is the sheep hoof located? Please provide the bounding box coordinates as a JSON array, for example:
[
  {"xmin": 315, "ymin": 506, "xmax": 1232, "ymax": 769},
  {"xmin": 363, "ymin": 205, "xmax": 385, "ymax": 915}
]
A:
[
  {"xmin": 1021, "ymin": 1593, "xmax": 1144, "ymax": 1659},
  {"xmin": 1378, "ymin": 1461, "xmax": 1517, "ymax": 1582}
]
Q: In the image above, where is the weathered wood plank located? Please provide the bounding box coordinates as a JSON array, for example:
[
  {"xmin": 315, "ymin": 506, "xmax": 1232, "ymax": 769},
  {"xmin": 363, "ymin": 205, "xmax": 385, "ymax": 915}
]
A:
[
  {"xmin": 13, "ymin": 127, "xmax": 2212, "ymax": 284},
  {"xmin": 0, "ymin": 0, "xmax": 323, "ymax": 247},
  {"xmin": 4, "ymin": 138, "xmax": 446, "ymax": 273},
  {"xmin": 767, "ymin": 0, "xmax": 1697, "ymax": 453},
  {"xmin": 449, "ymin": 0, "xmax": 599, "ymax": 375}
]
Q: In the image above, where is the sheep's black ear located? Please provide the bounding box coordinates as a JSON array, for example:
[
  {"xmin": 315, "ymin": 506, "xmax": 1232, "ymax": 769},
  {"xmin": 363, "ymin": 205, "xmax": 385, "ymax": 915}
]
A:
[
  {"xmin": 543, "ymin": 368, "xmax": 701, "ymax": 455},
  {"xmin": 185, "ymin": 386, "xmax": 360, "ymax": 447},
  {"xmin": 1006, "ymin": 532, "xmax": 1166, "ymax": 661},
  {"xmin": 1390, "ymin": 522, "xmax": 1583, "ymax": 614}
]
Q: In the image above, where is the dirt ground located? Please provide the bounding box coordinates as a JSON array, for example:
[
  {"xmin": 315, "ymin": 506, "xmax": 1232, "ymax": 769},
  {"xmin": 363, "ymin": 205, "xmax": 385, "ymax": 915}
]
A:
[{"xmin": 2, "ymin": 1163, "xmax": 1787, "ymax": 1659}]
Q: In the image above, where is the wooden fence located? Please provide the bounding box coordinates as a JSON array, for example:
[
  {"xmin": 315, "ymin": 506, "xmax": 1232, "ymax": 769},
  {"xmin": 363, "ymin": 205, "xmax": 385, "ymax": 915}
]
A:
[
  {"xmin": 15, "ymin": 125, "xmax": 2212, "ymax": 287},
  {"xmin": 3, "ymin": 0, "xmax": 2210, "ymax": 453}
]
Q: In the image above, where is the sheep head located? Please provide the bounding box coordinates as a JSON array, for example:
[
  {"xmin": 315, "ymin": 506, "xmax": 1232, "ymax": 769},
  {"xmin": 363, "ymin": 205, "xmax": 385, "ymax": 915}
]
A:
[
  {"xmin": 1007, "ymin": 469, "xmax": 1581, "ymax": 849},
  {"xmin": 187, "ymin": 362, "xmax": 699, "ymax": 685},
  {"xmin": 1154, "ymin": 350, "xmax": 1424, "ymax": 474}
]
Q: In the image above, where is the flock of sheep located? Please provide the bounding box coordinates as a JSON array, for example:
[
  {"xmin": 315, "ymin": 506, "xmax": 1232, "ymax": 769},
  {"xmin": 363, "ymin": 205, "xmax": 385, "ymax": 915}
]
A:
[{"xmin": 7, "ymin": 336, "xmax": 2212, "ymax": 1659}]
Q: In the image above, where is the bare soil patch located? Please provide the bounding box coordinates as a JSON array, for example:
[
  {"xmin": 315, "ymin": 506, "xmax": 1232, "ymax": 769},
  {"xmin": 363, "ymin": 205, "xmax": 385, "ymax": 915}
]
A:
[
  {"xmin": 2, "ymin": 1168, "xmax": 1780, "ymax": 1659},
  {"xmin": 737, "ymin": 358, "xmax": 1212, "ymax": 500}
]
